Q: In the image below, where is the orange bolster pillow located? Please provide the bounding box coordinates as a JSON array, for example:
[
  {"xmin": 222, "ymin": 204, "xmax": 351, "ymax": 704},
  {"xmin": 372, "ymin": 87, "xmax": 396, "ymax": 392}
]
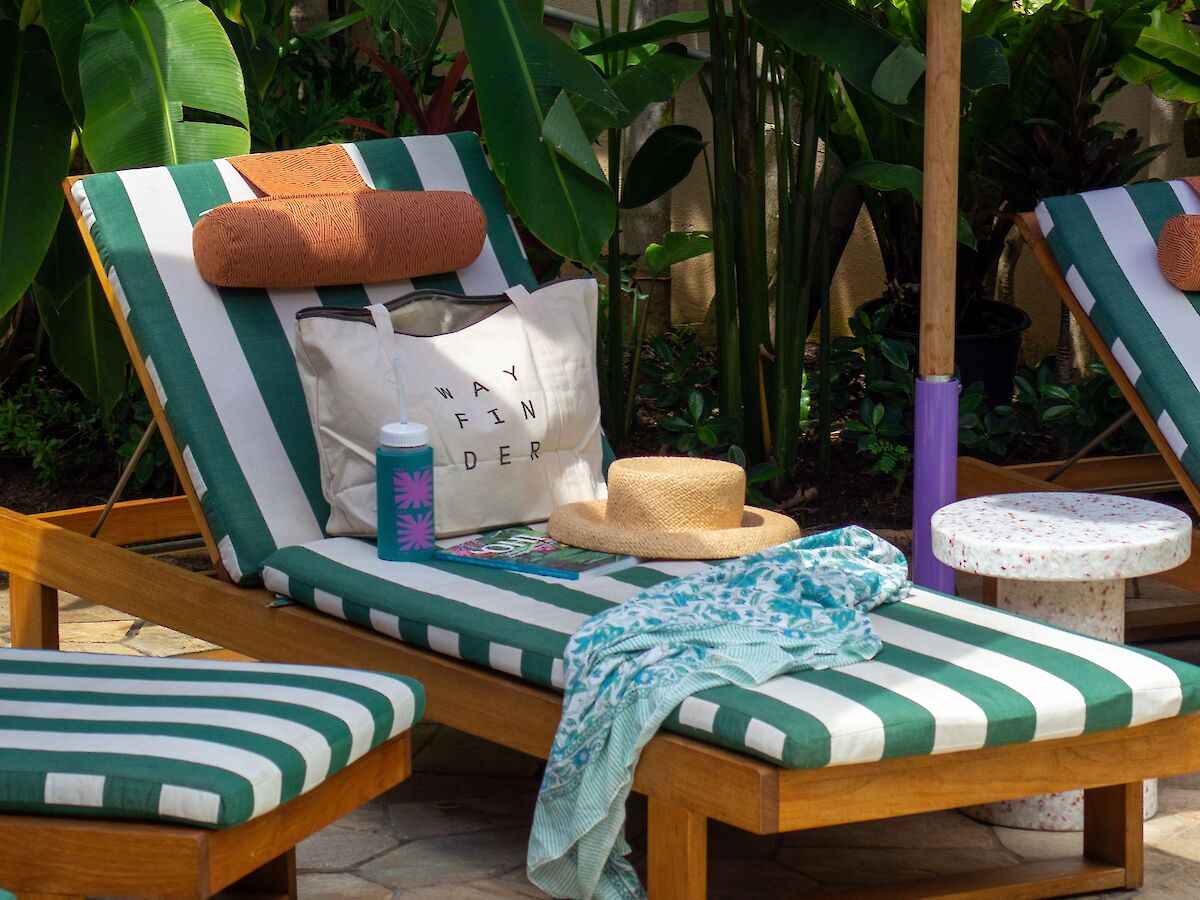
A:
[
  {"xmin": 193, "ymin": 190, "xmax": 487, "ymax": 288},
  {"xmin": 1158, "ymin": 214, "xmax": 1200, "ymax": 291}
]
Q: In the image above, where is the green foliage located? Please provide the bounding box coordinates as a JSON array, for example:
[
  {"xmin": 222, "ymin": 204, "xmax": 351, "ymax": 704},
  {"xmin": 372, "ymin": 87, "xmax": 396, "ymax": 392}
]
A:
[
  {"xmin": 0, "ymin": 376, "xmax": 107, "ymax": 485},
  {"xmin": 657, "ymin": 388, "xmax": 738, "ymax": 456},
  {"xmin": 112, "ymin": 384, "xmax": 173, "ymax": 489},
  {"xmin": 831, "ymin": 303, "xmax": 1152, "ymax": 484},
  {"xmin": 0, "ymin": 20, "xmax": 74, "ymax": 318},
  {"xmin": 619, "ymin": 124, "xmax": 706, "ymax": 209},
  {"xmin": 1118, "ymin": 5, "xmax": 1200, "ymax": 111},
  {"xmin": 639, "ymin": 328, "xmax": 808, "ymax": 476},
  {"xmin": 578, "ymin": 12, "xmax": 709, "ymax": 56},
  {"xmin": 644, "ymin": 231, "xmax": 713, "ymax": 277},
  {"xmin": 742, "ymin": 0, "xmax": 927, "ymax": 108},
  {"xmin": 455, "ymin": 0, "xmax": 620, "ymax": 267},
  {"xmin": 1011, "ymin": 358, "xmax": 1152, "ymax": 456},
  {"xmin": 354, "ymin": 0, "xmax": 437, "ymax": 50},
  {"xmin": 830, "ymin": 0, "xmax": 1171, "ymax": 313},
  {"xmin": 32, "ymin": 209, "xmax": 126, "ymax": 413},
  {"xmin": 985, "ymin": 16, "xmax": 1167, "ymax": 210},
  {"xmin": 694, "ymin": 0, "xmax": 934, "ymax": 470},
  {"xmin": 79, "ymin": 0, "xmax": 250, "ymax": 171},
  {"xmin": 640, "ymin": 331, "xmax": 719, "ymax": 422},
  {"xmin": 0, "ymin": 0, "xmax": 251, "ymax": 416},
  {"xmin": 244, "ymin": 19, "xmax": 402, "ymax": 150},
  {"xmin": 639, "ymin": 330, "xmax": 736, "ymax": 456},
  {"xmin": 575, "ymin": 43, "xmax": 704, "ymax": 139}
]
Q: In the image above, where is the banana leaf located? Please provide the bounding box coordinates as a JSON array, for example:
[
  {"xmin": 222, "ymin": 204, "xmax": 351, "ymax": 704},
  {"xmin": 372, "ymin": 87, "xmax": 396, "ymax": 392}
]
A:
[
  {"xmin": 0, "ymin": 22, "xmax": 75, "ymax": 318},
  {"xmin": 835, "ymin": 160, "xmax": 977, "ymax": 248},
  {"xmin": 578, "ymin": 11, "xmax": 709, "ymax": 56},
  {"xmin": 744, "ymin": 0, "xmax": 925, "ymax": 108},
  {"xmin": 79, "ymin": 0, "xmax": 249, "ymax": 172},
  {"xmin": 577, "ymin": 43, "xmax": 705, "ymax": 140},
  {"xmin": 354, "ymin": 0, "xmax": 436, "ymax": 50},
  {"xmin": 645, "ymin": 231, "xmax": 713, "ymax": 277},
  {"xmin": 32, "ymin": 208, "xmax": 126, "ymax": 413},
  {"xmin": 1117, "ymin": 8, "xmax": 1200, "ymax": 104},
  {"xmin": 456, "ymin": 0, "xmax": 619, "ymax": 265},
  {"xmin": 620, "ymin": 125, "xmax": 705, "ymax": 209},
  {"xmin": 41, "ymin": 0, "xmax": 111, "ymax": 124}
]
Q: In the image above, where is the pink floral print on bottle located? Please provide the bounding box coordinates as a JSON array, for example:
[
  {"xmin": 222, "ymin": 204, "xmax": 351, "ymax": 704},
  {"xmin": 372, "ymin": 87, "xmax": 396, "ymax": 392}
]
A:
[
  {"xmin": 394, "ymin": 511, "xmax": 435, "ymax": 551},
  {"xmin": 393, "ymin": 468, "xmax": 434, "ymax": 509}
]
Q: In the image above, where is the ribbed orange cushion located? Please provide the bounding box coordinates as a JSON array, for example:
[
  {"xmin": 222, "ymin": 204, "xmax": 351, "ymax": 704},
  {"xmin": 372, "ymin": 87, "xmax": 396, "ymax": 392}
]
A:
[
  {"xmin": 228, "ymin": 144, "xmax": 368, "ymax": 196},
  {"xmin": 193, "ymin": 190, "xmax": 487, "ymax": 288},
  {"xmin": 1157, "ymin": 214, "xmax": 1200, "ymax": 291}
]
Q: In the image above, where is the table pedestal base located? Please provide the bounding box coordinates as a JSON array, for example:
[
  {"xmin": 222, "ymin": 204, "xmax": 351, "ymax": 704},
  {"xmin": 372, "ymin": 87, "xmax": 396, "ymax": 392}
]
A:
[
  {"xmin": 996, "ymin": 576, "xmax": 1124, "ymax": 643},
  {"xmin": 962, "ymin": 781, "xmax": 1156, "ymax": 831},
  {"xmin": 963, "ymin": 576, "xmax": 1155, "ymax": 830}
]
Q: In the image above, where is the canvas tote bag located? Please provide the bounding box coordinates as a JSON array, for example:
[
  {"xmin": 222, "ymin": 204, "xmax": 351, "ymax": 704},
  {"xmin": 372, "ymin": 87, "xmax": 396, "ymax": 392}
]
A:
[{"xmin": 295, "ymin": 277, "xmax": 606, "ymax": 538}]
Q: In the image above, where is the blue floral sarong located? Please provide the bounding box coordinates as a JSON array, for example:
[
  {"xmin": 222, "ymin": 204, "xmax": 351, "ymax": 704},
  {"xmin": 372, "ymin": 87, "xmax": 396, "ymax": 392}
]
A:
[{"xmin": 527, "ymin": 526, "xmax": 910, "ymax": 899}]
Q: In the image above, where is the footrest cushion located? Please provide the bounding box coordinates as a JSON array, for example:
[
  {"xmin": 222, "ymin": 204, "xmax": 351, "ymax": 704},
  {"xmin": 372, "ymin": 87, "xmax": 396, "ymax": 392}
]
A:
[
  {"xmin": 0, "ymin": 650, "xmax": 423, "ymax": 828},
  {"xmin": 263, "ymin": 537, "xmax": 1200, "ymax": 770}
]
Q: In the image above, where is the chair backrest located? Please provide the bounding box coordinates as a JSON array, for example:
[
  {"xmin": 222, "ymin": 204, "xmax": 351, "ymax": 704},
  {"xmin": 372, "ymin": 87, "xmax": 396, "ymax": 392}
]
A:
[
  {"xmin": 72, "ymin": 133, "xmax": 536, "ymax": 583},
  {"xmin": 1036, "ymin": 179, "xmax": 1200, "ymax": 500}
]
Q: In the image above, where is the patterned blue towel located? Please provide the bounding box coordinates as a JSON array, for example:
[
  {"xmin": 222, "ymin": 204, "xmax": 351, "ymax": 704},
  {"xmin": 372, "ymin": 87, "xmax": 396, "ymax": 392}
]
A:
[{"xmin": 527, "ymin": 526, "xmax": 910, "ymax": 899}]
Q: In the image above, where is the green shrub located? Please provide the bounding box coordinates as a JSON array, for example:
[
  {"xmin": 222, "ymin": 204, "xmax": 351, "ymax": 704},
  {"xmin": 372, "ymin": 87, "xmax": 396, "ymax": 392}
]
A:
[{"xmin": 0, "ymin": 377, "xmax": 107, "ymax": 485}]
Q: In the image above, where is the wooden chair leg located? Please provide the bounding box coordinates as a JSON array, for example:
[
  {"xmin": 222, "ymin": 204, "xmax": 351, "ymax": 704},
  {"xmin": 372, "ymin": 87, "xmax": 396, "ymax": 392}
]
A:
[
  {"xmin": 18, "ymin": 893, "xmax": 85, "ymax": 900},
  {"xmin": 225, "ymin": 848, "xmax": 297, "ymax": 899},
  {"xmin": 647, "ymin": 797, "xmax": 706, "ymax": 900},
  {"xmin": 1084, "ymin": 782, "xmax": 1143, "ymax": 889},
  {"xmin": 9, "ymin": 575, "xmax": 59, "ymax": 650}
]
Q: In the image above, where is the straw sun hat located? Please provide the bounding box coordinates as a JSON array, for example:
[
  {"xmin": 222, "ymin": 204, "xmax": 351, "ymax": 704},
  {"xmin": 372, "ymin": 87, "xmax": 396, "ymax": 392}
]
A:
[{"xmin": 548, "ymin": 457, "xmax": 800, "ymax": 560}]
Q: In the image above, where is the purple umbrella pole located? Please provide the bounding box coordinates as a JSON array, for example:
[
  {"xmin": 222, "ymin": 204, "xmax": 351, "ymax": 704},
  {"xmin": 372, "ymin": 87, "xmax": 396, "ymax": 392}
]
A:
[{"xmin": 912, "ymin": 377, "xmax": 958, "ymax": 592}]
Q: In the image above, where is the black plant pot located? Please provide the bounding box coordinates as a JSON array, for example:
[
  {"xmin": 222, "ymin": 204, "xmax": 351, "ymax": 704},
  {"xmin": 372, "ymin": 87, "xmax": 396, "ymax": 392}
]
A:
[{"xmin": 859, "ymin": 297, "xmax": 1032, "ymax": 407}]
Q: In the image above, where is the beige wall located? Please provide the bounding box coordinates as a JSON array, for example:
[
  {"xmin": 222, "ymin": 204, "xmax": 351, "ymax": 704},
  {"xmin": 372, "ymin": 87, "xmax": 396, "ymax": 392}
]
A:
[{"xmin": 452, "ymin": 3, "xmax": 1200, "ymax": 362}]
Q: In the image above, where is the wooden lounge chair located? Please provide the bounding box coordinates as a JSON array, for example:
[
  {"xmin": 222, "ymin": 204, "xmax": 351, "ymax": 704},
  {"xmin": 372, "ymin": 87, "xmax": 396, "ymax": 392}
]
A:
[
  {"xmin": 0, "ymin": 649, "xmax": 422, "ymax": 899},
  {"xmin": 959, "ymin": 180, "xmax": 1200, "ymax": 641},
  {"xmin": 5, "ymin": 135, "xmax": 1200, "ymax": 899}
]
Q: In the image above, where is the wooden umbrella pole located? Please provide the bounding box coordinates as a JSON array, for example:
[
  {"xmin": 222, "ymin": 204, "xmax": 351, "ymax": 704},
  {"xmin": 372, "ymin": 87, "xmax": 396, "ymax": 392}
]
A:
[
  {"xmin": 918, "ymin": 0, "xmax": 961, "ymax": 379},
  {"xmin": 912, "ymin": 0, "xmax": 962, "ymax": 591}
]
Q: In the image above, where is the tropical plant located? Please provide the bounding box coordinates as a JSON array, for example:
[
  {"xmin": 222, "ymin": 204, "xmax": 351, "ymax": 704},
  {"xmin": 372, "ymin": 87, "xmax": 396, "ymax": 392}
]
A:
[
  {"xmin": 348, "ymin": 44, "xmax": 480, "ymax": 137},
  {"xmin": 985, "ymin": 13, "xmax": 1166, "ymax": 379},
  {"xmin": 829, "ymin": 302, "xmax": 1153, "ymax": 482},
  {"xmin": 1, "ymin": 0, "xmax": 252, "ymax": 416},
  {"xmin": 830, "ymin": 0, "xmax": 1185, "ymax": 330},
  {"xmin": 453, "ymin": 0, "xmax": 622, "ymax": 270},
  {"xmin": 1, "ymin": 0, "xmax": 441, "ymax": 424},
  {"xmin": 455, "ymin": 0, "xmax": 711, "ymax": 443}
]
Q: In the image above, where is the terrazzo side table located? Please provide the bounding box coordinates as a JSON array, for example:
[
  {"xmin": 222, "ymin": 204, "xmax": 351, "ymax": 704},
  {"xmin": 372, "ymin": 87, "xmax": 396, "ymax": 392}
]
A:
[{"xmin": 931, "ymin": 491, "xmax": 1192, "ymax": 832}]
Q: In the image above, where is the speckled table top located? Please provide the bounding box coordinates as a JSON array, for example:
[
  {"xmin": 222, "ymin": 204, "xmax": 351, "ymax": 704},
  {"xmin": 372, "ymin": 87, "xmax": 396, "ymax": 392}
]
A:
[{"xmin": 931, "ymin": 492, "xmax": 1192, "ymax": 581}]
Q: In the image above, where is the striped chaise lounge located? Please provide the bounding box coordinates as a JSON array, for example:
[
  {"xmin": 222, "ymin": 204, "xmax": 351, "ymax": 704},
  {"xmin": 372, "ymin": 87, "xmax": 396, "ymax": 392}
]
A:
[
  {"xmin": 960, "ymin": 181, "xmax": 1200, "ymax": 641},
  {"xmin": 4, "ymin": 133, "xmax": 1200, "ymax": 899},
  {"xmin": 0, "ymin": 649, "xmax": 422, "ymax": 898}
]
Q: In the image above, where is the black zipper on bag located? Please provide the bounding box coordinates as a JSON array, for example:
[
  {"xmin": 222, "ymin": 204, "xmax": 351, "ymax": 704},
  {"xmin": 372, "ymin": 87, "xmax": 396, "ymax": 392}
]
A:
[{"xmin": 294, "ymin": 274, "xmax": 592, "ymax": 323}]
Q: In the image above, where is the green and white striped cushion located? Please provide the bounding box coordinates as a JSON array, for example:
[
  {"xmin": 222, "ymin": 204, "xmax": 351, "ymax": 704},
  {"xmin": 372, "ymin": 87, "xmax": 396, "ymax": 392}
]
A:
[
  {"xmin": 0, "ymin": 650, "xmax": 423, "ymax": 828},
  {"xmin": 262, "ymin": 538, "xmax": 1200, "ymax": 769},
  {"xmin": 1038, "ymin": 181, "xmax": 1200, "ymax": 488},
  {"xmin": 73, "ymin": 134, "xmax": 536, "ymax": 584}
]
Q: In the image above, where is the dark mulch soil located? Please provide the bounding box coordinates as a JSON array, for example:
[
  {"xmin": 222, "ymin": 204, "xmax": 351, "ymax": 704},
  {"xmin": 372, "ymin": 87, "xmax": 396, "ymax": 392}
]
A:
[
  {"xmin": 791, "ymin": 437, "xmax": 911, "ymax": 533},
  {"xmin": 0, "ymin": 459, "xmax": 159, "ymax": 516},
  {"xmin": 614, "ymin": 402, "xmax": 912, "ymax": 536}
]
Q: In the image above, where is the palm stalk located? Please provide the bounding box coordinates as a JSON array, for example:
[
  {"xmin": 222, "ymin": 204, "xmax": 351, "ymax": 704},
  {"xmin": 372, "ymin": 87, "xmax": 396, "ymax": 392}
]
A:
[
  {"xmin": 605, "ymin": 126, "xmax": 625, "ymax": 444},
  {"xmin": 771, "ymin": 57, "xmax": 823, "ymax": 471},
  {"xmin": 729, "ymin": 6, "xmax": 769, "ymax": 461},
  {"xmin": 704, "ymin": 0, "xmax": 744, "ymax": 450}
]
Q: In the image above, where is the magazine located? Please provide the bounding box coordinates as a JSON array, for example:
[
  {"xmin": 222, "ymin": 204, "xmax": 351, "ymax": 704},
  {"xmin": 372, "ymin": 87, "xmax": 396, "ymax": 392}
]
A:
[{"xmin": 436, "ymin": 526, "xmax": 638, "ymax": 579}]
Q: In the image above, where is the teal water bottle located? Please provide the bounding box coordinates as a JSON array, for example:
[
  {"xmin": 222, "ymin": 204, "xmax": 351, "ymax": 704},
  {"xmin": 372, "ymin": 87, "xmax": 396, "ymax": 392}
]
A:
[{"xmin": 377, "ymin": 422, "xmax": 435, "ymax": 561}]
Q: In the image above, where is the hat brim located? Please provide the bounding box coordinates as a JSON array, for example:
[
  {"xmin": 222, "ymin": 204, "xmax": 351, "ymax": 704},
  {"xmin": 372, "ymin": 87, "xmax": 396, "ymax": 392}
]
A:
[{"xmin": 548, "ymin": 500, "xmax": 801, "ymax": 560}]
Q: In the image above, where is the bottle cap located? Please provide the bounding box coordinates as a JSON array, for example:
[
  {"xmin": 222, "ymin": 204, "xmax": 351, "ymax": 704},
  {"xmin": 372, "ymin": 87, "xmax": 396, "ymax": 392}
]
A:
[{"xmin": 379, "ymin": 422, "xmax": 429, "ymax": 448}]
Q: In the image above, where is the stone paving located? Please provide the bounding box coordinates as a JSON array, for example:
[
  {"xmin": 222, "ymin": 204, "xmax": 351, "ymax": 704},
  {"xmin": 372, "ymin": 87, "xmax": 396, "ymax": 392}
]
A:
[{"xmin": 5, "ymin": 574, "xmax": 1200, "ymax": 897}]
